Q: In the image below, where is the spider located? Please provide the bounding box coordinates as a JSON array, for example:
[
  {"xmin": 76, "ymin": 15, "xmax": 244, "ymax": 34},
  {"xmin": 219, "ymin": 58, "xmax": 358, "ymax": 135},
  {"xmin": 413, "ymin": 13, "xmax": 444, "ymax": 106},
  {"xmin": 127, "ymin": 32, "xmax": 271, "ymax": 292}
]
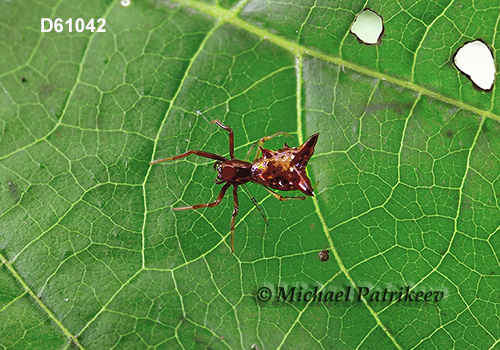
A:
[{"xmin": 150, "ymin": 120, "xmax": 319, "ymax": 253}]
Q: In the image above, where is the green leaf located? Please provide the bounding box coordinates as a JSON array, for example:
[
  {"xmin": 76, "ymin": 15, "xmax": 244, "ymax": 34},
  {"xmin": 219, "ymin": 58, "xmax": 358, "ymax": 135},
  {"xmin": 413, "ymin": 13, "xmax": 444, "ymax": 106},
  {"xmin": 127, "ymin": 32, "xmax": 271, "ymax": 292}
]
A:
[{"xmin": 1, "ymin": 0, "xmax": 499, "ymax": 349}]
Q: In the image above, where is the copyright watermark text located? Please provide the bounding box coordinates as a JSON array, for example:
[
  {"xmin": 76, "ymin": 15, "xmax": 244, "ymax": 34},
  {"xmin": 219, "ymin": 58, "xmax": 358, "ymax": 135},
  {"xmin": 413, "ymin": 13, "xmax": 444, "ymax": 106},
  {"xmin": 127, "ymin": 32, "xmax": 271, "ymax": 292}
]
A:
[{"xmin": 257, "ymin": 285, "xmax": 445, "ymax": 304}]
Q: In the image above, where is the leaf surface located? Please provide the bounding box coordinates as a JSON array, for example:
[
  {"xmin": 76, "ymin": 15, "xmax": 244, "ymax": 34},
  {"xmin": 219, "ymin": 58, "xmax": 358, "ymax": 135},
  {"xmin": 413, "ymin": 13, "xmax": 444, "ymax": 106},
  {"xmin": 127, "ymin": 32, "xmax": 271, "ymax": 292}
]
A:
[{"xmin": 0, "ymin": 0, "xmax": 499, "ymax": 349}]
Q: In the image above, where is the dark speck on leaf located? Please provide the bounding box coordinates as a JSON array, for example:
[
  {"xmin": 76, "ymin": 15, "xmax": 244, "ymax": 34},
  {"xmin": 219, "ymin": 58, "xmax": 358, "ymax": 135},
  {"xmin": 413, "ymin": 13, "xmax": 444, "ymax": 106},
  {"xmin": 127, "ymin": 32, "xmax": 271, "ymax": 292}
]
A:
[
  {"xmin": 70, "ymin": 337, "xmax": 79, "ymax": 347},
  {"xmin": 445, "ymin": 130, "xmax": 453, "ymax": 138},
  {"xmin": 319, "ymin": 250, "xmax": 330, "ymax": 262},
  {"xmin": 7, "ymin": 181, "xmax": 20, "ymax": 204},
  {"xmin": 21, "ymin": 77, "xmax": 27, "ymax": 83}
]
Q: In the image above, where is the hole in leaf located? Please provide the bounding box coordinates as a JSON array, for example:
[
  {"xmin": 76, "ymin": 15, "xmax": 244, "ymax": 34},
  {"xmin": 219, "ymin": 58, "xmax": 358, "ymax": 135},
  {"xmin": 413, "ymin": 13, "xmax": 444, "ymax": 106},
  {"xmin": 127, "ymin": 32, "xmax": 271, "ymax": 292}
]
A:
[
  {"xmin": 350, "ymin": 9, "xmax": 384, "ymax": 45},
  {"xmin": 453, "ymin": 39, "xmax": 496, "ymax": 91}
]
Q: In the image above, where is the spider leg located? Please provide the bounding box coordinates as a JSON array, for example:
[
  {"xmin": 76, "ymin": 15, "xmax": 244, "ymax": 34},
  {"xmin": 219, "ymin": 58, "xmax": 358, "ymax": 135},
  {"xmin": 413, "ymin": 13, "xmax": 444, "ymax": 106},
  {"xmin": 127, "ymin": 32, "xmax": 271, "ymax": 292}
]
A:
[
  {"xmin": 231, "ymin": 185, "xmax": 239, "ymax": 253},
  {"xmin": 259, "ymin": 131, "xmax": 293, "ymax": 143},
  {"xmin": 150, "ymin": 150, "xmax": 226, "ymax": 165},
  {"xmin": 245, "ymin": 131, "xmax": 293, "ymax": 161},
  {"xmin": 262, "ymin": 186, "xmax": 306, "ymax": 201},
  {"xmin": 211, "ymin": 120, "xmax": 235, "ymax": 159},
  {"xmin": 173, "ymin": 183, "xmax": 230, "ymax": 210},
  {"xmin": 241, "ymin": 183, "xmax": 268, "ymax": 225}
]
